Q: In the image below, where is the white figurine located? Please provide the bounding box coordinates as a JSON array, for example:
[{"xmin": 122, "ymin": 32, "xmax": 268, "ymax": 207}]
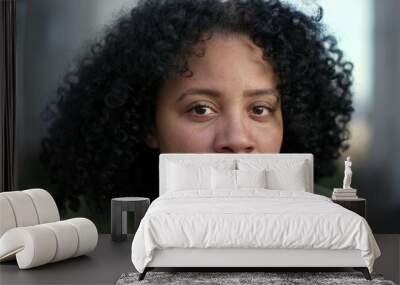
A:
[{"xmin": 342, "ymin": 156, "xmax": 353, "ymax": 189}]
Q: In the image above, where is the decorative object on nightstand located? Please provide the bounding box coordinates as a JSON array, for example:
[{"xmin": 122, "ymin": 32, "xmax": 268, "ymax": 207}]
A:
[
  {"xmin": 331, "ymin": 156, "xmax": 365, "ymax": 217},
  {"xmin": 111, "ymin": 197, "xmax": 150, "ymax": 242},
  {"xmin": 332, "ymin": 156, "xmax": 358, "ymax": 200},
  {"xmin": 332, "ymin": 198, "xmax": 367, "ymax": 219},
  {"xmin": 343, "ymin": 156, "xmax": 353, "ymax": 189}
]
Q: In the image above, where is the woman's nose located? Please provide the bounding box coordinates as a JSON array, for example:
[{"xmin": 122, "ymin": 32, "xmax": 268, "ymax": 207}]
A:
[{"xmin": 213, "ymin": 112, "xmax": 255, "ymax": 153}]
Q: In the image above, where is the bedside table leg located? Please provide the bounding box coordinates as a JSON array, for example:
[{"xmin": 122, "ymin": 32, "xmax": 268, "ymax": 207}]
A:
[
  {"xmin": 111, "ymin": 202, "xmax": 126, "ymax": 242},
  {"xmin": 354, "ymin": 267, "xmax": 371, "ymax": 280}
]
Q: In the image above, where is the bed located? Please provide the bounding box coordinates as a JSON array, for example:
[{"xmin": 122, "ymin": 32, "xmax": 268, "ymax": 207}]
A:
[{"xmin": 131, "ymin": 153, "xmax": 381, "ymax": 280}]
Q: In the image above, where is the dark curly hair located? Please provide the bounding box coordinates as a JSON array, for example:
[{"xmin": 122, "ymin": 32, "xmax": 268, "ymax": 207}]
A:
[{"xmin": 41, "ymin": 0, "xmax": 353, "ymax": 218}]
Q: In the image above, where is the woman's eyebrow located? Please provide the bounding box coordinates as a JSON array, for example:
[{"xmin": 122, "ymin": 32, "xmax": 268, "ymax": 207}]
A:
[{"xmin": 176, "ymin": 88, "xmax": 279, "ymax": 102}]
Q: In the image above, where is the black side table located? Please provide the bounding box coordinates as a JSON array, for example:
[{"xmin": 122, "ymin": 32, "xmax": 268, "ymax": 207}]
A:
[
  {"xmin": 111, "ymin": 197, "xmax": 150, "ymax": 242},
  {"xmin": 332, "ymin": 198, "xmax": 366, "ymax": 219}
]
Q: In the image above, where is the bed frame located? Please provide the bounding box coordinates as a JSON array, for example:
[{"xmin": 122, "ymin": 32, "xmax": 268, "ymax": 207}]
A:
[
  {"xmin": 140, "ymin": 248, "xmax": 371, "ymax": 280},
  {"xmin": 138, "ymin": 154, "xmax": 372, "ymax": 281}
]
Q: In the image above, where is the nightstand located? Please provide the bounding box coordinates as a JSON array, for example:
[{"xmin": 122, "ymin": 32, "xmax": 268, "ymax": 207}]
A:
[
  {"xmin": 111, "ymin": 197, "xmax": 150, "ymax": 241},
  {"xmin": 332, "ymin": 198, "xmax": 366, "ymax": 219}
]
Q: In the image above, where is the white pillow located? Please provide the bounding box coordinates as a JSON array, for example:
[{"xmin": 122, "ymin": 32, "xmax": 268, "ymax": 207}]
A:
[
  {"xmin": 167, "ymin": 162, "xmax": 212, "ymax": 191},
  {"xmin": 236, "ymin": 169, "xmax": 268, "ymax": 188},
  {"xmin": 237, "ymin": 159, "xmax": 308, "ymax": 191},
  {"xmin": 266, "ymin": 163, "xmax": 307, "ymax": 191},
  {"xmin": 212, "ymin": 168, "xmax": 237, "ymax": 190}
]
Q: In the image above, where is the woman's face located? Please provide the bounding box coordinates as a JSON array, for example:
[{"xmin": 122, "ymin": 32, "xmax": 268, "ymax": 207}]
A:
[{"xmin": 146, "ymin": 33, "xmax": 283, "ymax": 153}]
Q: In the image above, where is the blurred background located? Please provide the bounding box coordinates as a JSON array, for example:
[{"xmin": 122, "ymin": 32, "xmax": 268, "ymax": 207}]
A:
[{"xmin": 13, "ymin": 0, "xmax": 399, "ymax": 233}]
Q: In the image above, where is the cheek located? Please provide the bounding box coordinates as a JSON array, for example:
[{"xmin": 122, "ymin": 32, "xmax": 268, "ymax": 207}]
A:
[
  {"xmin": 250, "ymin": 116, "xmax": 283, "ymax": 153},
  {"xmin": 155, "ymin": 111, "xmax": 214, "ymax": 152},
  {"xmin": 253, "ymin": 125, "xmax": 283, "ymax": 152}
]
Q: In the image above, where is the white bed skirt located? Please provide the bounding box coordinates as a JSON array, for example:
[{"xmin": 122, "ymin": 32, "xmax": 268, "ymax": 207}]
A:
[{"xmin": 147, "ymin": 248, "xmax": 366, "ymax": 268}]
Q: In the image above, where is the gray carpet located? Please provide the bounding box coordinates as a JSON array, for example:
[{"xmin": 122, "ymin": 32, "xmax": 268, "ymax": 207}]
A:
[{"xmin": 116, "ymin": 271, "xmax": 397, "ymax": 285}]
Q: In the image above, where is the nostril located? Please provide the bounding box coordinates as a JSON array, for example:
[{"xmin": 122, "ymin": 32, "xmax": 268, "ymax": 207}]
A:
[
  {"xmin": 246, "ymin": 147, "xmax": 254, "ymax": 153},
  {"xmin": 220, "ymin": 147, "xmax": 234, "ymax": 153},
  {"xmin": 216, "ymin": 145, "xmax": 254, "ymax": 154}
]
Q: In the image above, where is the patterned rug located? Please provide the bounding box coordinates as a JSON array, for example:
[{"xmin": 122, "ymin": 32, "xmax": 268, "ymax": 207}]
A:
[{"xmin": 116, "ymin": 271, "xmax": 396, "ymax": 285}]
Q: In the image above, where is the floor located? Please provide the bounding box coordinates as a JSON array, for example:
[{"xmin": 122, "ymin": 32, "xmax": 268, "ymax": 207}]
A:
[
  {"xmin": 374, "ymin": 234, "xmax": 400, "ymax": 284},
  {"xmin": 0, "ymin": 235, "xmax": 134, "ymax": 284},
  {"xmin": 0, "ymin": 234, "xmax": 399, "ymax": 284}
]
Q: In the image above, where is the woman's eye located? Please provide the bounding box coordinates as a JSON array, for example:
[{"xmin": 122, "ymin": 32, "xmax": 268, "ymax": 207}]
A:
[
  {"xmin": 188, "ymin": 104, "xmax": 215, "ymax": 116},
  {"xmin": 251, "ymin": 106, "xmax": 271, "ymax": 116},
  {"xmin": 187, "ymin": 103, "xmax": 273, "ymax": 118}
]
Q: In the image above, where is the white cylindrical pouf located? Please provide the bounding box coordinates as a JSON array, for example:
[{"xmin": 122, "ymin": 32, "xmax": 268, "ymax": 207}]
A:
[
  {"xmin": 0, "ymin": 226, "xmax": 57, "ymax": 269},
  {"xmin": 1, "ymin": 192, "xmax": 39, "ymax": 227},
  {"xmin": 65, "ymin": 218, "xmax": 98, "ymax": 257},
  {"xmin": 23, "ymin": 189, "xmax": 60, "ymax": 224},
  {"xmin": 42, "ymin": 221, "xmax": 79, "ymax": 262},
  {"xmin": 0, "ymin": 195, "xmax": 17, "ymax": 237}
]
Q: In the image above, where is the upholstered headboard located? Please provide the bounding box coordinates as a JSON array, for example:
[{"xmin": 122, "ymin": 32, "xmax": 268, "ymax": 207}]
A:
[{"xmin": 159, "ymin": 153, "xmax": 314, "ymax": 195}]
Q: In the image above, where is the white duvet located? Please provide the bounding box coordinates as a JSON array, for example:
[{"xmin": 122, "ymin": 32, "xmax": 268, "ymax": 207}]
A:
[{"xmin": 131, "ymin": 189, "xmax": 381, "ymax": 273}]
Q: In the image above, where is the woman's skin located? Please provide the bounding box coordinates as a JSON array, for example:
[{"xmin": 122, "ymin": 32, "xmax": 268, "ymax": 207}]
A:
[{"xmin": 145, "ymin": 33, "xmax": 283, "ymax": 153}]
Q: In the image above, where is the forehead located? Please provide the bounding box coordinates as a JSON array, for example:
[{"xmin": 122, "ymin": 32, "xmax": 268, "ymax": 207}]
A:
[
  {"xmin": 193, "ymin": 33, "xmax": 271, "ymax": 68},
  {"xmin": 163, "ymin": 33, "xmax": 277, "ymax": 90}
]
